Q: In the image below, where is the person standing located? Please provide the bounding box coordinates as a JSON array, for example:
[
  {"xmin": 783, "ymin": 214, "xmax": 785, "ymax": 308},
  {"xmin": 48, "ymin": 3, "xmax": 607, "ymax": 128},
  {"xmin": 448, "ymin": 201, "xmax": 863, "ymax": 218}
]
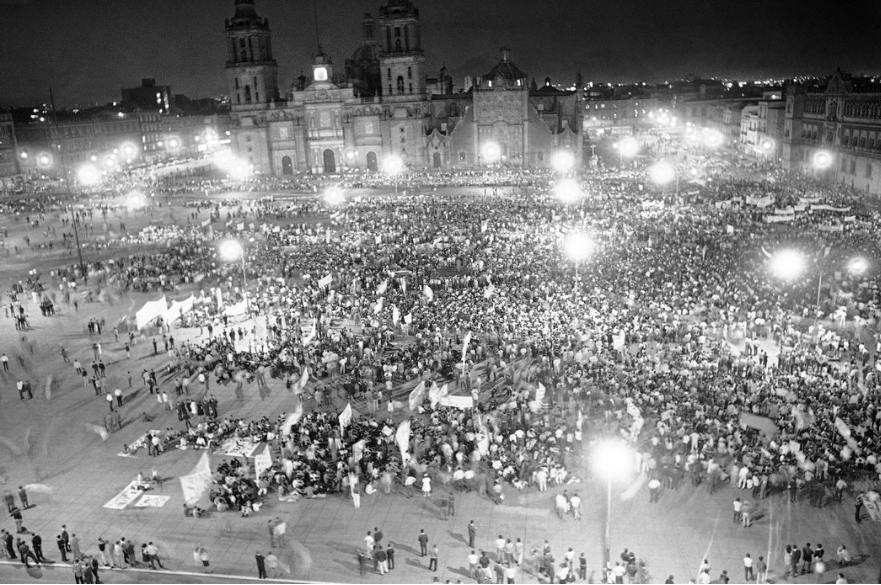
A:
[
  {"xmin": 570, "ymin": 492, "xmax": 582, "ymax": 520},
  {"xmin": 11, "ymin": 507, "xmax": 24, "ymax": 533},
  {"xmin": 375, "ymin": 545, "xmax": 388, "ymax": 574},
  {"xmin": 70, "ymin": 533, "xmax": 82, "ymax": 561},
  {"xmin": 255, "ymin": 551, "xmax": 266, "ymax": 579},
  {"xmin": 418, "ymin": 529, "xmax": 429, "ymax": 556},
  {"xmin": 447, "ymin": 491, "xmax": 456, "ymax": 517},
  {"xmin": 801, "ymin": 543, "xmax": 813, "ymax": 574},
  {"xmin": 145, "ymin": 542, "xmax": 163, "ymax": 569},
  {"xmin": 73, "ymin": 560, "xmax": 84, "ymax": 584},
  {"xmin": 194, "ymin": 546, "xmax": 211, "ymax": 573},
  {"xmin": 755, "ymin": 555, "xmax": 767, "ymax": 583},
  {"xmin": 743, "ymin": 553, "xmax": 754, "ymax": 581},
  {"xmin": 56, "ymin": 534, "xmax": 68, "ymax": 562},
  {"xmin": 468, "ymin": 520, "xmax": 477, "ymax": 548},
  {"xmin": 364, "ymin": 531, "xmax": 375, "ymax": 556},
  {"xmin": 265, "ymin": 551, "xmax": 279, "ymax": 577},
  {"xmin": 648, "ymin": 477, "xmax": 661, "ymax": 503},
  {"xmin": 31, "ymin": 533, "xmax": 43, "ymax": 563},
  {"xmin": 428, "ymin": 544, "xmax": 439, "ymax": 571},
  {"xmin": 386, "ymin": 543, "xmax": 395, "ymax": 570},
  {"xmin": 791, "ymin": 545, "xmax": 802, "ymax": 577},
  {"xmin": 18, "ymin": 486, "xmax": 29, "ymax": 509}
]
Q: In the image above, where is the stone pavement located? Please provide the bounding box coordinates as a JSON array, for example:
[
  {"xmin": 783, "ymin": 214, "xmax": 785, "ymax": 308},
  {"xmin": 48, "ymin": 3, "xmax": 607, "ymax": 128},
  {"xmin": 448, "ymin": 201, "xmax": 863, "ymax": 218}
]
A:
[{"xmin": 0, "ymin": 197, "xmax": 880, "ymax": 584}]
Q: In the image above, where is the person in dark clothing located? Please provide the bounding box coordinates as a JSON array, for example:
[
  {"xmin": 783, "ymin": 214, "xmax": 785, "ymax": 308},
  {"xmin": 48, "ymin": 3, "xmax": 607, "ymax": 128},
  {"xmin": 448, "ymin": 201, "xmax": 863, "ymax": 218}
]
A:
[
  {"xmin": 31, "ymin": 533, "xmax": 44, "ymax": 563},
  {"xmin": 57, "ymin": 534, "xmax": 68, "ymax": 562},
  {"xmin": 255, "ymin": 551, "xmax": 266, "ymax": 579},
  {"xmin": 387, "ymin": 543, "xmax": 396, "ymax": 569}
]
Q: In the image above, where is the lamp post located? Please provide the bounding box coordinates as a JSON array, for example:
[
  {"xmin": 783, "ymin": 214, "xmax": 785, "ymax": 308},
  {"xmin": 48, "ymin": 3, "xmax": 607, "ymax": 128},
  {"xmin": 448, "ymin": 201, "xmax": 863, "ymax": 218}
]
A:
[
  {"xmin": 649, "ymin": 160, "xmax": 678, "ymax": 193},
  {"xmin": 384, "ymin": 155, "xmax": 403, "ymax": 194},
  {"xmin": 563, "ymin": 232, "xmax": 595, "ymax": 284},
  {"xmin": 219, "ymin": 239, "xmax": 247, "ymax": 291},
  {"xmin": 551, "ymin": 150, "xmax": 576, "ymax": 174},
  {"xmin": 554, "ymin": 178, "xmax": 582, "ymax": 204},
  {"xmin": 594, "ymin": 441, "xmax": 632, "ymax": 566},
  {"xmin": 617, "ymin": 136, "xmax": 639, "ymax": 168}
]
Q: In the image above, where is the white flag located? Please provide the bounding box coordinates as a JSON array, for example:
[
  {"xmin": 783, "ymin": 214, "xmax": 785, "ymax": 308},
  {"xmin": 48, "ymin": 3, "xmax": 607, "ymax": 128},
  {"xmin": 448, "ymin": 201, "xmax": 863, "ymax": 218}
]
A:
[
  {"xmin": 373, "ymin": 297, "xmax": 384, "ymax": 315},
  {"xmin": 484, "ymin": 284, "xmax": 495, "ymax": 299},
  {"xmin": 395, "ymin": 419, "xmax": 411, "ymax": 460},
  {"xmin": 282, "ymin": 399, "xmax": 304, "ymax": 435},
  {"xmin": 376, "ymin": 279, "xmax": 388, "ymax": 295},
  {"xmin": 529, "ymin": 382, "xmax": 546, "ymax": 413},
  {"xmin": 462, "ymin": 331, "xmax": 472, "ymax": 360},
  {"xmin": 296, "ymin": 367, "xmax": 310, "ymax": 392},
  {"xmin": 392, "ymin": 306, "xmax": 400, "ymax": 325},
  {"xmin": 404, "ymin": 313, "xmax": 413, "ymax": 324},
  {"xmin": 423, "ymin": 285, "xmax": 433, "ymax": 301},
  {"xmin": 339, "ymin": 402, "xmax": 353, "ymax": 429},
  {"xmin": 481, "ymin": 219, "xmax": 489, "ymax": 233},
  {"xmin": 408, "ymin": 381, "xmax": 426, "ymax": 411},
  {"xmin": 401, "ymin": 277, "xmax": 407, "ymax": 293}
]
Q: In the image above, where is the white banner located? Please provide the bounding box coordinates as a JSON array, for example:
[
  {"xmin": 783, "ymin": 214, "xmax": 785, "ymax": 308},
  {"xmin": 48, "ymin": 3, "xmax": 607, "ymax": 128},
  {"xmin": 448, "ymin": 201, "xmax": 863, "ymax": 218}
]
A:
[
  {"xmin": 224, "ymin": 298, "xmax": 248, "ymax": 316},
  {"xmin": 440, "ymin": 394, "xmax": 473, "ymax": 409},
  {"xmin": 339, "ymin": 402, "xmax": 353, "ymax": 429},
  {"xmin": 179, "ymin": 452, "xmax": 213, "ymax": 506},
  {"xmin": 811, "ymin": 204, "xmax": 851, "ymax": 212},
  {"xmin": 136, "ymin": 296, "xmax": 167, "ymax": 330},
  {"xmin": 409, "ymin": 381, "xmax": 426, "ymax": 411},
  {"xmin": 395, "ymin": 420, "xmax": 411, "ymax": 460},
  {"xmin": 133, "ymin": 495, "xmax": 170, "ymax": 508},
  {"xmin": 254, "ymin": 444, "xmax": 273, "ymax": 477},
  {"xmin": 423, "ymin": 285, "xmax": 433, "ymax": 300},
  {"xmin": 318, "ymin": 274, "xmax": 333, "ymax": 288}
]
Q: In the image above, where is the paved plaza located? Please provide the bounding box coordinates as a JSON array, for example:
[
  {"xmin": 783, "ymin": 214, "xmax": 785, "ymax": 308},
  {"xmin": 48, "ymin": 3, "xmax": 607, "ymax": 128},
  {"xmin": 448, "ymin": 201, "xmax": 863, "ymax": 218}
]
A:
[{"xmin": 0, "ymin": 191, "xmax": 879, "ymax": 585}]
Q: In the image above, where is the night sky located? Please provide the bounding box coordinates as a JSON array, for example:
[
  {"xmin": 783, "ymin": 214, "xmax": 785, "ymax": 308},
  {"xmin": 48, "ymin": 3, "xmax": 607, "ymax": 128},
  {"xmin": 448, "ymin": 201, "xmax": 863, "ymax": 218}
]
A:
[{"xmin": 2, "ymin": 0, "xmax": 880, "ymax": 107}]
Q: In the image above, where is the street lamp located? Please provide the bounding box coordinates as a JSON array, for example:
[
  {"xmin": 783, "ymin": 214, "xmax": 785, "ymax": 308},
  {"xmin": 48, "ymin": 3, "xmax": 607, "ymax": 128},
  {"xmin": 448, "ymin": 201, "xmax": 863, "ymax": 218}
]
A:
[
  {"xmin": 554, "ymin": 178, "xmax": 581, "ymax": 204},
  {"xmin": 703, "ymin": 128, "xmax": 725, "ymax": 150},
  {"xmin": 616, "ymin": 136, "xmax": 639, "ymax": 167},
  {"xmin": 228, "ymin": 159, "xmax": 252, "ymax": 181},
  {"xmin": 848, "ymin": 257, "xmax": 868, "ymax": 276},
  {"xmin": 812, "ymin": 150, "xmax": 833, "ymax": 172},
  {"xmin": 551, "ymin": 150, "xmax": 576, "ymax": 174},
  {"xmin": 761, "ymin": 138, "xmax": 774, "ymax": 155},
  {"xmin": 120, "ymin": 142, "xmax": 138, "ymax": 161},
  {"xmin": 125, "ymin": 190, "xmax": 147, "ymax": 211},
  {"xmin": 77, "ymin": 163, "xmax": 102, "ymax": 187},
  {"xmin": 219, "ymin": 239, "xmax": 247, "ymax": 291},
  {"xmin": 384, "ymin": 154, "xmax": 404, "ymax": 194},
  {"xmin": 594, "ymin": 440, "xmax": 633, "ymax": 565},
  {"xmin": 563, "ymin": 232, "xmax": 595, "ymax": 282},
  {"xmin": 481, "ymin": 142, "xmax": 502, "ymax": 166},
  {"xmin": 769, "ymin": 249, "xmax": 806, "ymax": 281},
  {"xmin": 323, "ymin": 185, "xmax": 345, "ymax": 206},
  {"xmin": 36, "ymin": 153, "xmax": 52, "ymax": 169},
  {"xmin": 649, "ymin": 161, "xmax": 678, "ymax": 192}
]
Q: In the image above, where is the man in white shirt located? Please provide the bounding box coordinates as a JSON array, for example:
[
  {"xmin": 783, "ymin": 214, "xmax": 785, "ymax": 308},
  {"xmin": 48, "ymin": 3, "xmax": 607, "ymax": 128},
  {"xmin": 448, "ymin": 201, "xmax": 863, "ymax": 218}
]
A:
[
  {"xmin": 743, "ymin": 553, "xmax": 754, "ymax": 582},
  {"xmin": 570, "ymin": 492, "xmax": 582, "ymax": 520}
]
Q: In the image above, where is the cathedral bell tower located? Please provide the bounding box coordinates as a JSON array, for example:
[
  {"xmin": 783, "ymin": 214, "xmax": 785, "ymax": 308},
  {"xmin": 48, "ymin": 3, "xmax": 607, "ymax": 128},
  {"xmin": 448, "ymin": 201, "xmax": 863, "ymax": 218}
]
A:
[
  {"xmin": 225, "ymin": 0, "xmax": 279, "ymax": 107},
  {"xmin": 377, "ymin": 0, "xmax": 425, "ymax": 100}
]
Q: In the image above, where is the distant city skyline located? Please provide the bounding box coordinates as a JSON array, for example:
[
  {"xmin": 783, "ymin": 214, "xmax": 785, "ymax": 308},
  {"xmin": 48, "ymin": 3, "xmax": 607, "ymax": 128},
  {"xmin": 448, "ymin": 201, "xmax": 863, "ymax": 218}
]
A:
[{"xmin": 1, "ymin": 0, "xmax": 880, "ymax": 107}]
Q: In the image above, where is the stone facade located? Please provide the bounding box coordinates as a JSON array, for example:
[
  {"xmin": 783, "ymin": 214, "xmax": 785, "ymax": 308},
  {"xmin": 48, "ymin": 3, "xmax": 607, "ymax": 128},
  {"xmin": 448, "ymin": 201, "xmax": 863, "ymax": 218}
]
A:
[{"xmin": 225, "ymin": 0, "xmax": 582, "ymax": 175}]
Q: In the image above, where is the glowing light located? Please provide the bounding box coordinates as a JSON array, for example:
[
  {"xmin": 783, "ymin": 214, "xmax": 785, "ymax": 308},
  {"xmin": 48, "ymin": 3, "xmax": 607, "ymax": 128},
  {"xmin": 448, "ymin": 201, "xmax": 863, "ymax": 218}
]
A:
[
  {"xmin": 345, "ymin": 150, "xmax": 356, "ymax": 161},
  {"xmin": 228, "ymin": 159, "xmax": 252, "ymax": 181},
  {"xmin": 551, "ymin": 150, "xmax": 576, "ymax": 173},
  {"xmin": 125, "ymin": 190, "xmax": 146, "ymax": 211},
  {"xmin": 323, "ymin": 186, "xmax": 345, "ymax": 206},
  {"xmin": 219, "ymin": 240, "xmax": 244, "ymax": 263},
  {"xmin": 703, "ymin": 128, "xmax": 725, "ymax": 149},
  {"xmin": 554, "ymin": 178, "xmax": 582, "ymax": 204},
  {"xmin": 769, "ymin": 249, "xmax": 806, "ymax": 280},
  {"xmin": 848, "ymin": 257, "xmax": 868, "ymax": 276},
  {"xmin": 77, "ymin": 164, "xmax": 102, "ymax": 187},
  {"xmin": 563, "ymin": 232, "xmax": 595, "ymax": 263},
  {"xmin": 383, "ymin": 155, "xmax": 404, "ymax": 176},
  {"xmin": 120, "ymin": 143, "xmax": 138, "ymax": 159},
  {"xmin": 481, "ymin": 142, "xmax": 501, "ymax": 164},
  {"xmin": 593, "ymin": 440, "xmax": 633, "ymax": 480},
  {"xmin": 19, "ymin": 151, "xmax": 28, "ymax": 159},
  {"xmin": 649, "ymin": 161, "xmax": 676, "ymax": 185},
  {"xmin": 102, "ymin": 155, "xmax": 117, "ymax": 170},
  {"xmin": 617, "ymin": 136, "xmax": 639, "ymax": 158},
  {"xmin": 761, "ymin": 138, "xmax": 774, "ymax": 152},
  {"xmin": 36, "ymin": 153, "xmax": 52, "ymax": 168},
  {"xmin": 812, "ymin": 150, "xmax": 833, "ymax": 170}
]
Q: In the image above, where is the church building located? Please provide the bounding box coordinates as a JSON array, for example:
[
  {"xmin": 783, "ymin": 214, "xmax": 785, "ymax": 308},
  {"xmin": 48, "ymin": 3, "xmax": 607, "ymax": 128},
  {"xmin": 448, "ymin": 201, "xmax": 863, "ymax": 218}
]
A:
[{"xmin": 225, "ymin": 0, "xmax": 583, "ymax": 175}]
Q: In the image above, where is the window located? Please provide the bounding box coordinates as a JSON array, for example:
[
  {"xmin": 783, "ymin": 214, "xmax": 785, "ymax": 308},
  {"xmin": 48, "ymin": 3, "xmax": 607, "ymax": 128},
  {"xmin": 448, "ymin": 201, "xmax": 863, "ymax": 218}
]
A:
[
  {"xmin": 395, "ymin": 27, "xmax": 401, "ymax": 37},
  {"xmin": 407, "ymin": 67, "xmax": 412, "ymax": 79},
  {"xmin": 397, "ymin": 76, "xmax": 405, "ymax": 93},
  {"xmin": 395, "ymin": 39, "xmax": 402, "ymax": 51},
  {"xmin": 387, "ymin": 68, "xmax": 391, "ymax": 80},
  {"xmin": 388, "ymin": 84, "xmax": 393, "ymax": 96},
  {"xmin": 867, "ymin": 163, "xmax": 873, "ymax": 179},
  {"xmin": 459, "ymin": 152, "xmax": 465, "ymax": 161},
  {"xmin": 244, "ymin": 85, "xmax": 252, "ymax": 103},
  {"xmin": 409, "ymin": 83, "xmax": 413, "ymax": 94},
  {"xmin": 235, "ymin": 78, "xmax": 239, "ymax": 90},
  {"xmin": 850, "ymin": 160, "xmax": 857, "ymax": 174}
]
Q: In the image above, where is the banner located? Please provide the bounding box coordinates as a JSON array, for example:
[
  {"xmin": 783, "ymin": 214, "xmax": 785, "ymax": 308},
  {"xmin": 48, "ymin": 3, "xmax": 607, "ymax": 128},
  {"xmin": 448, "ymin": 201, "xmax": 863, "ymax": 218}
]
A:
[
  {"xmin": 179, "ymin": 452, "xmax": 212, "ymax": 506},
  {"xmin": 481, "ymin": 219, "xmax": 489, "ymax": 233},
  {"xmin": 282, "ymin": 399, "xmax": 304, "ymax": 434},
  {"xmin": 136, "ymin": 296, "xmax": 167, "ymax": 330},
  {"xmin": 811, "ymin": 204, "xmax": 851, "ymax": 212},
  {"xmin": 440, "ymin": 394, "xmax": 473, "ymax": 409},
  {"xmin": 764, "ymin": 214, "xmax": 795, "ymax": 223},
  {"xmin": 529, "ymin": 382, "xmax": 546, "ymax": 413},
  {"xmin": 423, "ymin": 285, "xmax": 433, "ymax": 301},
  {"xmin": 409, "ymin": 381, "xmax": 426, "ymax": 411},
  {"xmin": 165, "ymin": 295, "xmax": 195, "ymax": 324},
  {"xmin": 254, "ymin": 444, "xmax": 273, "ymax": 477},
  {"xmin": 726, "ymin": 225, "xmax": 734, "ymax": 234},
  {"xmin": 461, "ymin": 331, "xmax": 472, "ymax": 360},
  {"xmin": 373, "ymin": 297, "xmax": 384, "ymax": 315},
  {"xmin": 376, "ymin": 280, "xmax": 388, "ymax": 295},
  {"xmin": 318, "ymin": 274, "xmax": 333, "ymax": 288},
  {"xmin": 224, "ymin": 298, "xmax": 249, "ymax": 316},
  {"xmin": 404, "ymin": 313, "xmax": 413, "ymax": 324},
  {"xmin": 739, "ymin": 412, "xmax": 779, "ymax": 436},
  {"xmin": 429, "ymin": 382, "xmax": 448, "ymax": 408},
  {"xmin": 339, "ymin": 402, "xmax": 353, "ymax": 429},
  {"xmin": 818, "ymin": 224, "xmax": 844, "ymax": 232},
  {"xmin": 392, "ymin": 306, "xmax": 400, "ymax": 325}
]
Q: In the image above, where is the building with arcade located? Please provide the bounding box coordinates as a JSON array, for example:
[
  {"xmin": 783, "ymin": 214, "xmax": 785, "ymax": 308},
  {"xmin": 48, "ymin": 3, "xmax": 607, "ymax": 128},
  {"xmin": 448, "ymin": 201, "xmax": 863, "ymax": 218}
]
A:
[{"xmin": 224, "ymin": 0, "xmax": 583, "ymax": 175}]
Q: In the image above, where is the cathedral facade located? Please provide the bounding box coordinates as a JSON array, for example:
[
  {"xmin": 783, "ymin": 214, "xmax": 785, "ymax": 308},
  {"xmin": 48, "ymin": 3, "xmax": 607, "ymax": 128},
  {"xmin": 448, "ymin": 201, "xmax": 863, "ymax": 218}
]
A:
[{"xmin": 225, "ymin": 0, "xmax": 583, "ymax": 175}]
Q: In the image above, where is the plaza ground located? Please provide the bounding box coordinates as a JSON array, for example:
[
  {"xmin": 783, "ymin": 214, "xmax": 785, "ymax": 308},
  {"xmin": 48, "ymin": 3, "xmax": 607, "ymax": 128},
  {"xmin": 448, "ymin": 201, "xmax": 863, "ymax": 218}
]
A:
[{"xmin": 0, "ymin": 187, "xmax": 879, "ymax": 584}]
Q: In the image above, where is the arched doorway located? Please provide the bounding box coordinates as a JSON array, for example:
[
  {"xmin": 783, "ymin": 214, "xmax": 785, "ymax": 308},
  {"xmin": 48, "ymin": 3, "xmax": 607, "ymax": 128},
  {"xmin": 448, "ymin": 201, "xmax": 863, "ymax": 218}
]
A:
[
  {"xmin": 323, "ymin": 149, "xmax": 336, "ymax": 173},
  {"xmin": 432, "ymin": 152, "xmax": 442, "ymax": 168},
  {"xmin": 281, "ymin": 156, "xmax": 293, "ymax": 175},
  {"xmin": 366, "ymin": 151, "xmax": 378, "ymax": 172}
]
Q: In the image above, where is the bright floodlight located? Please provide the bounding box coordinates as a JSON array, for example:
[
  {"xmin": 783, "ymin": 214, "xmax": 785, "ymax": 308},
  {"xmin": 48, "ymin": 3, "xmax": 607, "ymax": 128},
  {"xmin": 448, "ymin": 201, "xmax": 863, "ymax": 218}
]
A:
[
  {"xmin": 770, "ymin": 249, "xmax": 806, "ymax": 280},
  {"xmin": 564, "ymin": 232, "xmax": 595, "ymax": 263},
  {"xmin": 481, "ymin": 142, "xmax": 501, "ymax": 165},
  {"xmin": 126, "ymin": 190, "xmax": 146, "ymax": 211},
  {"xmin": 554, "ymin": 178, "xmax": 581, "ymax": 204},
  {"xmin": 551, "ymin": 150, "xmax": 576, "ymax": 173},
  {"xmin": 848, "ymin": 257, "xmax": 868, "ymax": 276},
  {"xmin": 649, "ymin": 161, "xmax": 676, "ymax": 185},
  {"xmin": 218, "ymin": 240, "xmax": 244, "ymax": 262},
  {"xmin": 102, "ymin": 154, "xmax": 117, "ymax": 170},
  {"xmin": 213, "ymin": 149, "xmax": 235, "ymax": 170},
  {"xmin": 813, "ymin": 150, "xmax": 833, "ymax": 170},
  {"xmin": 77, "ymin": 163, "xmax": 102, "ymax": 186},
  {"xmin": 703, "ymin": 128, "xmax": 725, "ymax": 149},
  {"xmin": 684, "ymin": 129, "xmax": 701, "ymax": 147},
  {"xmin": 228, "ymin": 159, "xmax": 252, "ymax": 181},
  {"xmin": 761, "ymin": 138, "xmax": 774, "ymax": 152},
  {"xmin": 593, "ymin": 440, "xmax": 632, "ymax": 480},
  {"xmin": 618, "ymin": 136, "xmax": 639, "ymax": 158},
  {"xmin": 36, "ymin": 152, "xmax": 52, "ymax": 168},
  {"xmin": 166, "ymin": 136, "xmax": 181, "ymax": 151},
  {"xmin": 384, "ymin": 155, "xmax": 404, "ymax": 176},
  {"xmin": 19, "ymin": 151, "xmax": 28, "ymax": 160},
  {"xmin": 323, "ymin": 186, "xmax": 345, "ymax": 206},
  {"xmin": 345, "ymin": 150, "xmax": 356, "ymax": 161},
  {"xmin": 120, "ymin": 142, "xmax": 138, "ymax": 159}
]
